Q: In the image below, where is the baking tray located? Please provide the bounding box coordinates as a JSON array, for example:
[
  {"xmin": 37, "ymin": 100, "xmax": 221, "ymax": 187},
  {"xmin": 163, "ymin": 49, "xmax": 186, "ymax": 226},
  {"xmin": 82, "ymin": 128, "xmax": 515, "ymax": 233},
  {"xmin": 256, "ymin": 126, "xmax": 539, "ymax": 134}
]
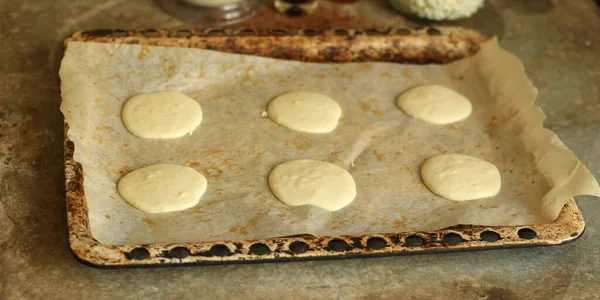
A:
[{"xmin": 63, "ymin": 27, "xmax": 585, "ymax": 267}]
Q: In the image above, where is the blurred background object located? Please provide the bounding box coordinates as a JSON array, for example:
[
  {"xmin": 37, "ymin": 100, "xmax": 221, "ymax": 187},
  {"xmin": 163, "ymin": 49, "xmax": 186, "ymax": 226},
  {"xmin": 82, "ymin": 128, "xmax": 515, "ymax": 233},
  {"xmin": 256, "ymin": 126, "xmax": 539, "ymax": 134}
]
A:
[
  {"xmin": 389, "ymin": 0, "xmax": 485, "ymax": 21},
  {"xmin": 156, "ymin": 0, "xmax": 264, "ymax": 25},
  {"xmin": 274, "ymin": 0, "xmax": 319, "ymax": 16}
]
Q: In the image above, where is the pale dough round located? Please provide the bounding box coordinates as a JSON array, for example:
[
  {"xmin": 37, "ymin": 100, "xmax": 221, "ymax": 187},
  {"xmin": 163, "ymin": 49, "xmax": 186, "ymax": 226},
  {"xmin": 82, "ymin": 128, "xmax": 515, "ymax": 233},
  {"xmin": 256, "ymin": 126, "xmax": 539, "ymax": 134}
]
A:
[
  {"xmin": 117, "ymin": 164, "xmax": 208, "ymax": 213},
  {"xmin": 396, "ymin": 84, "xmax": 472, "ymax": 124},
  {"xmin": 269, "ymin": 159, "xmax": 356, "ymax": 211},
  {"xmin": 267, "ymin": 92, "xmax": 342, "ymax": 133},
  {"xmin": 421, "ymin": 154, "xmax": 501, "ymax": 201},
  {"xmin": 122, "ymin": 91, "xmax": 203, "ymax": 139}
]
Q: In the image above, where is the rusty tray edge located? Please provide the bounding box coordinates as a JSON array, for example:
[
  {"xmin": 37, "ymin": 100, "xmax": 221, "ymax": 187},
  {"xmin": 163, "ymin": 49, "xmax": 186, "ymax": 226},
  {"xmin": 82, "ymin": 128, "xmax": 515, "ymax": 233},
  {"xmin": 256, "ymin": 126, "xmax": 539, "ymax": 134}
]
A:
[{"xmin": 62, "ymin": 27, "xmax": 585, "ymax": 267}]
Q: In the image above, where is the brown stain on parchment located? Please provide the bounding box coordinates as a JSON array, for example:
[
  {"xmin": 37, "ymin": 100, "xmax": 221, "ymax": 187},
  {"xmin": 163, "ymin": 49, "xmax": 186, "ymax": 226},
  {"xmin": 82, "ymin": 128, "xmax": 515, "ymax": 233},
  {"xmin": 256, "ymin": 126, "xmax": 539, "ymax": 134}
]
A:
[
  {"xmin": 312, "ymin": 73, "xmax": 326, "ymax": 79},
  {"xmin": 432, "ymin": 144, "xmax": 447, "ymax": 153},
  {"xmin": 528, "ymin": 152, "xmax": 537, "ymax": 161},
  {"xmin": 403, "ymin": 164, "xmax": 415, "ymax": 176},
  {"xmin": 202, "ymin": 165, "xmax": 224, "ymax": 179},
  {"xmin": 372, "ymin": 110, "xmax": 385, "ymax": 116},
  {"xmin": 360, "ymin": 64, "xmax": 373, "ymax": 71},
  {"xmin": 228, "ymin": 213, "xmax": 262, "ymax": 236},
  {"xmin": 96, "ymin": 125, "xmax": 114, "ymax": 132},
  {"xmin": 116, "ymin": 165, "xmax": 134, "ymax": 176},
  {"xmin": 220, "ymin": 62, "xmax": 234, "ymax": 73},
  {"xmin": 330, "ymin": 149, "xmax": 344, "ymax": 163},
  {"xmin": 137, "ymin": 45, "xmax": 151, "ymax": 60},
  {"xmin": 330, "ymin": 149, "xmax": 344, "ymax": 156},
  {"xmin": 220, "ymin": 158, "xmax": 233, "ymax": 167},
  {"xmin": 287, "ymin": 134, "xmax": 310, "ymax": 150},
  {"xmin": 143, "ymin": 216, "xmax": 156, "ymax": 228},
  {"xmin": 254, "ymin": 78, "xmax": 267, "ymax": 86},
  {"xmin": 252, "ymin": 145, "xmax": 266, "ymax": 154},
  {"xmin": 401, "ymin": 68, "xmax": 412, "ymax": 78},
  {"xmin": 371, "ymin": 149, "xmax": 386, "ymax": 161},
  {"xmin": 203, "ymin": 149, "xmax": 225, "ymax": 155},
  {"xmin": 393, "ymin": 217, "xmax": 408, "ymax": 228},
  {"xmin": 359, "ymin": 101, "xmax": 369, "ymax": 112},
  {"xmin": 104, "ymin": 214, "xmax": 111, "ymax": 219},
  {"xmin": 106, "ymin": 75, "xmax": 122, "ymax": 82},
  {"xmin": 103, "ymin": 163, "xmax": 112, "ymax": 176},
  {"xmin": 166, "ymin": 65, "xmax": 176, "ymax": 79},
  {"xmin": 187, "ymin": 204, "xmax": 205, "ymax": 213},
  {"xmin": 380, "ymin": 217, "xmax": 389, "ymax": 225},
  {"xmin": 108, "ymin": 92, "xmax": 121, "ymax": 101},
  {"xmin": 188, "ymin": 161, "xmax": 201, "ymax": 167},
  {"xmin": 119, "ymin": 144, "xmax": 128, "ymax": 152},
  {"xmin": 96, "ymin": 125, "xmax": 113, "ymax": 143},
  {"xmin": 380, "ymin": 71, "xmax": 393, "ymax": 78}
]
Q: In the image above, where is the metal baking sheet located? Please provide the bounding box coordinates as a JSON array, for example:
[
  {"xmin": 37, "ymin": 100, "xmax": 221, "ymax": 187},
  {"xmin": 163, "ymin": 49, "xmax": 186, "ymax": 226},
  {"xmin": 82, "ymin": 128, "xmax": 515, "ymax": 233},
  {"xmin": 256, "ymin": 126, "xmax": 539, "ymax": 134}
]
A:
[{"xmin": 62, "ymin": 27, "xmax": 588, "ymax": 267}]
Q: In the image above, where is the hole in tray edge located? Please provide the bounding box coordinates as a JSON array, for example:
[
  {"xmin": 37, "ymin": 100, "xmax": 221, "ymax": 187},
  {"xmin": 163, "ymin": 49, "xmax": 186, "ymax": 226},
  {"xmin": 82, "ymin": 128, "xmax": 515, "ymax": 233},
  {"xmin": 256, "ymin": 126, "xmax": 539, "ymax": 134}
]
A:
[
  {"xmin": 168, "ymin": 247, "xmax": 191, "ymax": 259},
  {"xmin": 210, "ymin": 244, "xmax": 232, "ymax": 257},
  {"xmin": 249, "ymin": 243, "xmax": 271, "ymax": 255},
  {"xmin": 366, "ymin": 237, "xmax": 388, "ymax": 250},
  {"xmin": 328, "ymin": 239, "xmax": 349, "ymax": 252},
  {"xmin": 289, "ymin": 241, "xmax": 310, "ymax": 254},
  {"xmin": 128, "ymin": 247, "xmax": 150, "ymax": 260},
  {"xmin": 404, "ymin": 235, "xmax": 425, "ymax": 247},
  {"xmin": 480, "ymin": 230, "xmax": 502, "ymax": 242},
  {"xmin": 442, "ymin": 233, "xmax": 464, "ymax": 245},
  {"xmin": 518, "ymin": 228, "xmax": 538, "ymax": 240}
]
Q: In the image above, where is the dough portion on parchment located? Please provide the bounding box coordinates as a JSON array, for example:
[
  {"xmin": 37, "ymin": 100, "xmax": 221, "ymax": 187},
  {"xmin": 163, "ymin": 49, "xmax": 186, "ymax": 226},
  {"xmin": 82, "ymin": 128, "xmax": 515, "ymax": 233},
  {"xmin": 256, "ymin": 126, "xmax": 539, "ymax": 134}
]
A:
[
  {"xmin": 269, "ymin": 159, "xmax": 356, "ymax": 211},
  {"xmin": 122, "ymin": 91, "xmax": 203, "ymax": 139},
  {"xmin": 117, "ymin": 164, "xmax": 208, "ymax": 213},
  {"xmin": 421, "ymin": 154, "xmax": 501, "ymax": 201},
  {"xmin": 396, "ymin": 84, "xmax": 472, "ymax": 124},
  {"xmin": 267, "ymin": 91, "xmax": 342, "ymax": 133}
]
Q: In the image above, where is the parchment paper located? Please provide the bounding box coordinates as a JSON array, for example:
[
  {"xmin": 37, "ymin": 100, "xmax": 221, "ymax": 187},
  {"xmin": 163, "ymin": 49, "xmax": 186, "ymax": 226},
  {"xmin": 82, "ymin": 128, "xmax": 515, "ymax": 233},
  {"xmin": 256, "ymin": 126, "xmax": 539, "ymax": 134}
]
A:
[{"xmin": 60, "ymin": 39, "xmax": 600, "ymax": 245}]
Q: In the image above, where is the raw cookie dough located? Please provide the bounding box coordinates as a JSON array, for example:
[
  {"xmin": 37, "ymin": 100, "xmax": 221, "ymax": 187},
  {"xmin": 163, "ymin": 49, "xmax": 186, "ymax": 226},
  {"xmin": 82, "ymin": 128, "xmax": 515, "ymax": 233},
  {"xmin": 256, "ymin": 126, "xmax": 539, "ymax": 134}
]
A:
[
  {"xmin": 117, "ymin": 164, "xmax": 208, "ymax": 213},
  {"xmin": 269, "ymin": 159, "xmax": 356, "ymax": 211},
  {"xmin": 122, "ymin": 91, "xmax": 203, "ymax": 139},
  {"xmin": 396, "ymin": 84, "xmax": 472, "ymax": 124},
  {"xmin": 267, "ymin": 91, "xmax": 342, "ymax": 133},
  {"xmin": 421, "ymin": 154, "xmax": 501, "ymax": 201}
]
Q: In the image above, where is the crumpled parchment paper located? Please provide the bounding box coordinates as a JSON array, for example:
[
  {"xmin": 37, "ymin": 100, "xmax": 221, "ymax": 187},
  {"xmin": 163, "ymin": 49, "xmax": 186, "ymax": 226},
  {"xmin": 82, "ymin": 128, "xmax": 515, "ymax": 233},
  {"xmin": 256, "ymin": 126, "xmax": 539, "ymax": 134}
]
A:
[{"xmin": 60, "ymin": 38, "xmax": 600, "ymax": 244}]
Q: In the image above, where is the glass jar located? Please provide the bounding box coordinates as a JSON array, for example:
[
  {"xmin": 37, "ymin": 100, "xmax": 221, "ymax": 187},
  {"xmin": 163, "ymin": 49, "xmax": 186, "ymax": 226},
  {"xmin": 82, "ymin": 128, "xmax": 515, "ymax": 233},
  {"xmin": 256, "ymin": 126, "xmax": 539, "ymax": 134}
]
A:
[
  {"xmin": 389, "ymin": 0, "xmax": 484, "ymax": 21},
  {"xmin": 273, "ymin": 0, "xmax": 319, "ymax": 16},
  {"xmin": 156, "ymin": 0, "xmax": 264, "ymax": 25}
]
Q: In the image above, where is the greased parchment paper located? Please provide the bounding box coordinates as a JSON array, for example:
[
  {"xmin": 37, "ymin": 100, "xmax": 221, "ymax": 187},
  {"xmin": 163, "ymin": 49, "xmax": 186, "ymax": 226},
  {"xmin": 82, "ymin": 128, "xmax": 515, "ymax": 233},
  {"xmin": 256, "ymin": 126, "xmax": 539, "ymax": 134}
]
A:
[{"xmin": 60, "ymin": 38, "xmax": 600, "ymax": 245}]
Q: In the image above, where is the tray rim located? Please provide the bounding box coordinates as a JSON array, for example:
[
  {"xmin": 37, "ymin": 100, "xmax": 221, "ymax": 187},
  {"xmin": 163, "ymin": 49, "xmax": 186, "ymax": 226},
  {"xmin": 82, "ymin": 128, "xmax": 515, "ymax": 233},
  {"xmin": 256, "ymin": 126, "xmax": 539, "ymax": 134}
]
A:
[{"xmin": 62, "ymin": 27, "xmax": 586, "ymax": 267}]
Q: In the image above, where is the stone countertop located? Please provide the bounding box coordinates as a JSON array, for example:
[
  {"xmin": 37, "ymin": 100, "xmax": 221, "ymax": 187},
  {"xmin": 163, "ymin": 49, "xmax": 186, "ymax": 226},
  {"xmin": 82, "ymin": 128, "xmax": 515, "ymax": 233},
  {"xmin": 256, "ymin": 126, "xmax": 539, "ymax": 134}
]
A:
[{"xmin": 1, "ymin": 0, "xmax": 599, "ymax": 299}]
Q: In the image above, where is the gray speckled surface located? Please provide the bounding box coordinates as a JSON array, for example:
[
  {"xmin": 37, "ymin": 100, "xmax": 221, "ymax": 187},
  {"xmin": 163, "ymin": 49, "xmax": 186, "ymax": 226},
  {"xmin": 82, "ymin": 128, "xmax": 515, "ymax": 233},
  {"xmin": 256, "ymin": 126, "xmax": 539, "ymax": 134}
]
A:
[{"xmin": 1, "ymin": 0, "xmax": 599, "ymax": 299}]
